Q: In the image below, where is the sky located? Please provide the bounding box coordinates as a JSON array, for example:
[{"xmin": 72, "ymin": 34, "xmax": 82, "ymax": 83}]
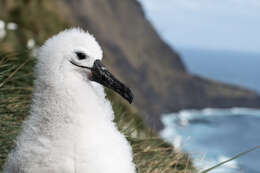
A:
[{"xmin": 139, "ymin": 0, "xmax": 260, "ymax": 53}]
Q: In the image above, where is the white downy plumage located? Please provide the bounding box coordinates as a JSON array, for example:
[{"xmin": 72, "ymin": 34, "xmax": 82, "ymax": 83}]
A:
[{"xmin": 3, "ymin": 28, "xmax": 136, "ymax": 173}]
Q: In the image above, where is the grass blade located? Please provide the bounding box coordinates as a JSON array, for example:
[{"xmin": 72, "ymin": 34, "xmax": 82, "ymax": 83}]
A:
[
  {"xmin": 201, "ymin": 146, "xmax": 260, "ymax": 173},
  {"xmin": 0, "ymin": 57, "xmax": 31, "ymax": 88}
]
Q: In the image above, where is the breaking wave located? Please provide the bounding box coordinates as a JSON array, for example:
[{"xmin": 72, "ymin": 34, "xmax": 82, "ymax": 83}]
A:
[{"xmin": 160, "ymin": 108, "xmax": 260, "ymax": 173}]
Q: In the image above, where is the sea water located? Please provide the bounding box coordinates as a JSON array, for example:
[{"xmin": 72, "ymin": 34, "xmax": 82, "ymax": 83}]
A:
[
  {"xmin": 160, "ymin": 108, "xmax": 260, "ymax": 173},
  {"xmin": 179, "ymin": 48, "xmax": 260, "ymax": 94}
]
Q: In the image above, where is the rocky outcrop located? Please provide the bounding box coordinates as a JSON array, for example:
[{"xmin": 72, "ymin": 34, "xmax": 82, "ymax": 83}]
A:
[{"xmin": 62, "ymin": 0, "xmax": 260, "ymax": 130}]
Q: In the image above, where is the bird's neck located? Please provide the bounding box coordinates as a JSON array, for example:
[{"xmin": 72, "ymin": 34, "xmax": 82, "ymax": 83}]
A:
[{"xmin": 30, "ymin": 79, "xmax": 114, "ymax": 134}]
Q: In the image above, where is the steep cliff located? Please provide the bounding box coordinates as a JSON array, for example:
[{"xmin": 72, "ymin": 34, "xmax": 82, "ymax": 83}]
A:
[{"xmin": 62, "ymin": 0, "xmax": 260, "ymax": 129}]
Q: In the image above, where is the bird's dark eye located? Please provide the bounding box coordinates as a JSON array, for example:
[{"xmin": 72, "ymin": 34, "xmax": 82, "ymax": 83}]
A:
[{"xmin": 75, "ymin": 52, "xmax": 87, "ymax": 60}]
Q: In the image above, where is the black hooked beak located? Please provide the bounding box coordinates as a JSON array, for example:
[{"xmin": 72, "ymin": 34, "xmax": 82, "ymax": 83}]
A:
[
  {"xmin": 71, "ymin": 60, "xmax": 134, "ymax": 104},
  {"xmin": 90, "ymin": 60, "xmax": 134, "ymax": 104}
]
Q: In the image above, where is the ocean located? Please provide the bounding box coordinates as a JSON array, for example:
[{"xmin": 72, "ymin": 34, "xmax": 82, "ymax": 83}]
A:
[
  {"xmin": 179, "ymin": 48, "xmax": 260, "ymax": 94},
  {"xmin": 160, "ymin": 48, "xmax": 260, "ymax": 172},
  {"xmin": 160, "ymin": 108, "xmax": 260, "ymax": 173},
  {"xmin": 138, "ymin": 0, "xmax": 260, "ymax": 171}
]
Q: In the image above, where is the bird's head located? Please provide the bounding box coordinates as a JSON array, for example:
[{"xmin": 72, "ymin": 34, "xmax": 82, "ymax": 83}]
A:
[{"xmin": 36, "ymin": 28, "xmax": 133, "ymax": 104}]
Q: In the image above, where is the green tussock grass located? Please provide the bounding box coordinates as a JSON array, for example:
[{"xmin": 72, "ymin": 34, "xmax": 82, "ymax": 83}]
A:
[{"xmin": 0, "ymin": 0, "xmax": 195, "ymax": 172}]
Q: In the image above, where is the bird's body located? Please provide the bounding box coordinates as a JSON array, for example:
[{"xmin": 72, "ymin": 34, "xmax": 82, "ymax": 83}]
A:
[{"xmin": 4, "ymin": 28, "xmax": 135, "ymax": 173}]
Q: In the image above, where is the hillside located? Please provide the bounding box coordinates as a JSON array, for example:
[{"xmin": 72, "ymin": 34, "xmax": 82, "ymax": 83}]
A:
[{"xmin": 62, "ymin": 0, "xmax": 260, "ymax": 130}]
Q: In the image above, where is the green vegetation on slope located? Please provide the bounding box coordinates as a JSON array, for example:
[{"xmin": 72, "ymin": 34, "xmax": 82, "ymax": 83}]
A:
[{"xmin": 0, "ymin": 0, "xmax": 194, "ymax": 172}]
